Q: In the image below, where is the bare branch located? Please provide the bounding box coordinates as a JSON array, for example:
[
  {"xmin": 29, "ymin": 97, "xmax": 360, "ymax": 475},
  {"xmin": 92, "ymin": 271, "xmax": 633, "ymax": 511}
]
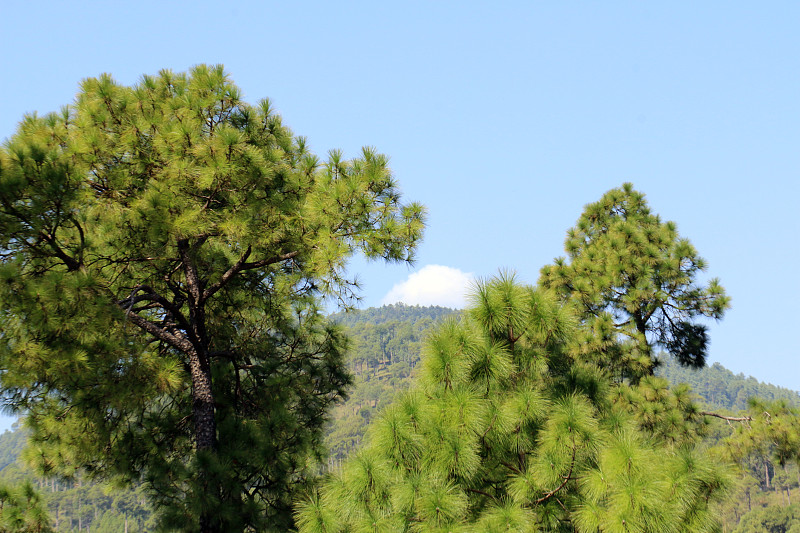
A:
[
  {"xmin": 699, "ymin": 411, "xmax": 752, "ymax": 422},
  {"xmin": 699, "ymin": 411, "xmax": 752, "ymax": 423}
]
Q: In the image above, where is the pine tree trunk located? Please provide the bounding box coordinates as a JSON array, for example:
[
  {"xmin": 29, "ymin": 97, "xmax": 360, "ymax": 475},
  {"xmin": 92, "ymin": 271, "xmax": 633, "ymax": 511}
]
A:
[
  {"xmin": 188, "ymin": 346, "xmax": 219, "ymax": 533},
  {"xmin": 179, "ymin": 240, "xmax": 221, "ymax": 533},
  {"xmin": 785, "ymin": 464, "xmax": 792, "ymax": 505},
  {"xmin": 188, "ymin": 348, "xmax": 217, "ymax": 452},
  {"xmin": 765, "ymin": 461, "xmax": 771, "ymax": 489}
]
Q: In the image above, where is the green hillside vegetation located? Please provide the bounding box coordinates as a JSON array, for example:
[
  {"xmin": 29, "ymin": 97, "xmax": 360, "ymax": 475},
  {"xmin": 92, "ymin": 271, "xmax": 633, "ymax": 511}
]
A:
[
  {"xmin": 711, "ymin": 398, "xmax": 800, "ymax": 532},
  {"xmin": 657, "ymin": 359, "xmax": 800, "ymax": 531},
  {"xmin": 733, "ymin": 503, "xmax": 800, "ymax": 533}
]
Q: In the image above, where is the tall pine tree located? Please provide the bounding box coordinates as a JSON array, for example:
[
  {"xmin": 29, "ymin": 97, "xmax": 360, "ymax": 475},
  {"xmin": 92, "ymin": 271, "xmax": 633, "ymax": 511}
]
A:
[
  {"xmin": 539, "ymin": 183, "xmax": 729, "ymax": 380},
  {"xmin": 0, "ymin": 65, "xmax": 424, "ymax": 532}
]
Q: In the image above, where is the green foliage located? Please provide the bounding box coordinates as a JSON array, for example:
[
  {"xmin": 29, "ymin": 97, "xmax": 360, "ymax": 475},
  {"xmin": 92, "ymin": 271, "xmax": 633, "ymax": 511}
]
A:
[
  {"xmin": 323, "ymin": 302, "xmax": 799, "ymax": 533},
  {"xmin": 0, "ymin": 65, "xmax": 424, "ymax": 532},
  {"xmin": 325, "ymin": 303, "xmax": 800, "ymax": 475},
  {"xmin": 0, "ymin": 427, "xmax": 28, "ymax": 472},
  {"xmin": 540, "ymin": 183, "xmax": 730, "ymax": 380},
  {"xmin": 298, "ymin": 275, "xmax": 732, "ymax": 532},
  {"xmin": 326, "ymin": 301, "xmax": 799, "ymax": 532}
]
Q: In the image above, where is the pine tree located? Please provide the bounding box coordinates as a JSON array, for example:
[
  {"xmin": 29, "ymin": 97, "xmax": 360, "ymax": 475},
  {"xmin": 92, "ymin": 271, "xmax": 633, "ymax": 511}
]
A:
[
  {"xmin": 539, "ymin": 183, "xmax": 729, "ymax": 380},
  {"xmin": 0, "ymin": 65, "xmax": 424, "ymax": 532},
  {"xmin": 296, "ymin": 274, "xmax": 731, "ymax": 532}
]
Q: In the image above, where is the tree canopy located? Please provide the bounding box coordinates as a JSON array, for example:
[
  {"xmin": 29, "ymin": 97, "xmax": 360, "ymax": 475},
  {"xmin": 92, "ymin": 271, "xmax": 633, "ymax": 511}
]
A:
[
  {"xmin": 0, "ymin": 65, "xmax": 424, "ymax": 532},
  {"xmin": 539, "ymin": 183, "xmax": 729, "ymax": 379}
]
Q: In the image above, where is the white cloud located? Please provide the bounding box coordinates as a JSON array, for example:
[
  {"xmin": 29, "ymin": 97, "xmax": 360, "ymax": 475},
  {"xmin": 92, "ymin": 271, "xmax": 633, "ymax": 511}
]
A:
[{"xmin": 381, "ymin": 265, "xmax": 474, "ymax": 309}]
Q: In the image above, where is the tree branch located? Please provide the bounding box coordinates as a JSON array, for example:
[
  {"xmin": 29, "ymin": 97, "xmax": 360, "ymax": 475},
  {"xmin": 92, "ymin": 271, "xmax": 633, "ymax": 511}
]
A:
[
  {"xmin": 177, "ymin": 238, "xmax": 207, "ymax": 349},
  {"xmin": 39, "ymin": 231, "xmax": 81, "ymax": 271},
  {"xmin": 240, "ymin": 250, "xmax": 300, "ymax": 271},
  {"xmin": 500, "ymin": 460, "xmax": 523, "ymax": 475},
  {"xmin": 699, "ymin": 411, "xmax": 752, "ymax": 423},
  {"xmin": 117, "ymin": 287, "xmax": 191, "ymax": 332},
  {"xmin": 123, "ymin": 311, "xmax": 195, "ymax": 355},
  {"xmin": 201, "ymin": 249, "xmax": 300, "ymax": 302},
  {"xmin": 202, "ymin": 246, "xmax": 252, "ymax": 302},
  {"xmin": 465, "ymin": 487, "xmax": 496, "ymax": 501},
  {"xmin": 534, "ymin": 431, "xmax": 577, "ymax": 505}
]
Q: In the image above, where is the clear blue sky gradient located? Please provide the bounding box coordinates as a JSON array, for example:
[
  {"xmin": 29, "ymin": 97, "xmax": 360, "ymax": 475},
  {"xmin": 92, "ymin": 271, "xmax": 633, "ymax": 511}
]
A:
[{"xmin": 1, "ymin": 2, "xmax": 798, "ymax": 432}]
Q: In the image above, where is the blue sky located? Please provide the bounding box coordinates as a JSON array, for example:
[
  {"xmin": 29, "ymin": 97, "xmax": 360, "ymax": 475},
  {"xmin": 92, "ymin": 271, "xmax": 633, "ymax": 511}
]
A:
[{"xmin": 1, "ymin": 2, "xmax": 798, "ymax": 432}]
